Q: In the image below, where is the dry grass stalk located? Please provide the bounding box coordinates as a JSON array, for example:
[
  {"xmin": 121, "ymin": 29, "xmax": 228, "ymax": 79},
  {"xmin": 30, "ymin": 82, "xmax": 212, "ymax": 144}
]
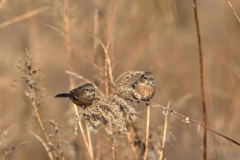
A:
[
  {"xmin": 69, "ymin": 78, "xmax": 94, "ymax": 160},
  {"xmin": 127, "ymin": 119, "xmax": 146, "ymax": 160},
  {"xmin": 29, "ymin": 130, "xmax": 54, "ymax": 160},
  {"xmin": 46, "ymin": 120, "xmax": 65, "ymax": 158},
  {"xmin": 125, "ymin": 132, "xmax": 138, "ymax": 160},
  {"xmin": 151, "ymin": 103, "xmax": 240, "ymax": 147},
  {"xmin": 63, "ymin": 0, "xmax": 72, "ymax": 61},
  {"xmin": 159, "ymin": 102, "xmax": 170, "ymax": 160},
  {"xmin": 86, "ymin": 121, "xmax": 94, "ymax": 158},
  {"xmin": 192, "ymin": 1, "xmax": 208, "ymax": 159},
  {"xmin": 111, "ymin": 135, "xmax": 116, "ymax": 160},
  {"xmin": 94, "ymin": 33, "xmax": 116, "ymax": 159},
  {"xmin": 32, "ymin": 101, "xmax": 59, "ymax": 159},
  {"xmin": 90, "ymin": 35, "xmax": 115, "ymax": 92},
  {"xmin": 62, "ymin": 0, "xmax": 94, "ymax": 159},
  {"xmin": 0, "ymin": 6, "xmax": 49, "ymax": 29},
  {"xmin": 66, "ymin": 56, "xmax": 142, "ymax": 159},
  {"xmin": 143, "ymin": 105, "xmax": 151, "ymax": 160},
  {"xmin": 226, "ymin": 0, "xmax": 240, "ymax": 23},
  {"xmin": 19, "ymin": 51, "xmax": 62, "ymax": 160},
  {"xmin": 45, "ymin": 24, "xmax": 65, "ymax": 37},
  {"xmin": 93, "ymin": 5, "xmax": 99, "ymax": 54}
]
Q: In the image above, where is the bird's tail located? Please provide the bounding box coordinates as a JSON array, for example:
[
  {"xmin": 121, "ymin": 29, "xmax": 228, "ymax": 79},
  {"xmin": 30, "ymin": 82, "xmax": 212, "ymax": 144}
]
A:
[{"xmin": 55, "ymin": 93, "xmax": 70, "ymax": 98}]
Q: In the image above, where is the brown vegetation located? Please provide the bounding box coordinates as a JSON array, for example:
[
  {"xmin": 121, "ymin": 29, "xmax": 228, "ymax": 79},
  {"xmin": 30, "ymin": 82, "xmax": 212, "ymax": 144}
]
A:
[{"xmin": 0, "ymin": 0, "xmax": 240, "ymax": 160}]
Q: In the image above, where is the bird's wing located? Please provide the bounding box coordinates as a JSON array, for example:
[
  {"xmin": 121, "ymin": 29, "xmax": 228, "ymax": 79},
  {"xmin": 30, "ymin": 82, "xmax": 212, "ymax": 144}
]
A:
[{"xmin": 70, "ymin": 90, "xmax": 81, "ymax": 100}]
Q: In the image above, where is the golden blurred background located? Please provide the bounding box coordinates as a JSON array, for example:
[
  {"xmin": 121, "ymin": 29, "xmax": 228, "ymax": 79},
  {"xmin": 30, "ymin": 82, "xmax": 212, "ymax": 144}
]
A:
[{"xmin": 0, "ymin": 0, "xmax": 240, "ymax": 159}]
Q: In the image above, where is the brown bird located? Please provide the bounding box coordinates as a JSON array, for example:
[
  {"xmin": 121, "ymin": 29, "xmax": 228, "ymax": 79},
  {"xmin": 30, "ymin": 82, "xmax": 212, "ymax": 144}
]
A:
[
  {"xmin": 131, "ymin": 72, "xmax": 156, "ymax": 102},
  {"xmin": 55, "ymin": 83, "xmax": 96, "ymax": 107}
]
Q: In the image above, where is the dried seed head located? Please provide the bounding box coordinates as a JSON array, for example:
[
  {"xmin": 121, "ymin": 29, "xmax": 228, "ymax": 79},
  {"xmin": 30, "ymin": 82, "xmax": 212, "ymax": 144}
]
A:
[
  {"xmin": 71, "ymin": 71, "xmax": 147, "ymax": 134},
  {"xmin": 78, "ymin": 96, "xmax": 126, "ymax": 133},
  {"xmin": 116, "ymin": 71, "xmax": 144, "ymax": 87}
]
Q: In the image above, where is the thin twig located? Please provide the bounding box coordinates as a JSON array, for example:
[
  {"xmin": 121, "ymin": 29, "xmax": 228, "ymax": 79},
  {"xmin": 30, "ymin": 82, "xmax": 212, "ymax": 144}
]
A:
[
  {"xmin": 29, "ymin": 130, "xmax": 54, "ymax": 160},
  {"xmin": 63, "ymin": 0, "xmax": 73, "ymax": 61},
  {"xmin": 32, "ymin": 101, "xmax": 59, "ymax": 159},
  {"xmin": 143, "ymin": 105, "xmax": 151, "ymax": 160},
  {"xmin": 125, "ymin": 132, "xmax": 138, "ymax": 160},
  {"xmin": 20, "ymin": 51, "xmax": 61, "ymax": 159},
  {"xmin": 111, "ymin": 135, "xmax": 116, "ymax": 160},
  {"xmin": 86, "ymin": 121, "xmax": 94, "ymax": 159},
  {"xmin": 159, "ymin": 102, "xmax": 170, "ymax": 160},
  {"xmin": 127, "ymin": 118, "xmax": 145, "ymax": 160},
  {"xmin": 93, "ymin": 6, "xmax": 99, "ymax": 54},
  {"xmin": 89, "ymin": 35, "xmax": 115, "ymax": 87},
  {"xmin": 226, "ymin": 0, "xmax": 240, "ymax": 24},
  {"xmin": 0, "ymin": 6, "xmax": 49, "ymax": 29},
  {"xmin": 192, "ymin": 1, "xmax": 208, "ymax": 159},
  {"xmin": 151, "ymin": 103, "xmax": 240, "ymax": 147},
  {"xmin": 45, "ymin": 24, "xmax": 65, "ymax": 37}
]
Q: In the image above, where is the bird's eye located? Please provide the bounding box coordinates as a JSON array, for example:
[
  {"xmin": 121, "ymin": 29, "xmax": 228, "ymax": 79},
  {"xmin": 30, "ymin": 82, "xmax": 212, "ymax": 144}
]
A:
[
  {"xmin": 85, "ymin": 89, "xmax": 89, "ymax": 91},
  {"xmin": 143, "ymin": 77, "xmax": 148, "ymax": 80}
]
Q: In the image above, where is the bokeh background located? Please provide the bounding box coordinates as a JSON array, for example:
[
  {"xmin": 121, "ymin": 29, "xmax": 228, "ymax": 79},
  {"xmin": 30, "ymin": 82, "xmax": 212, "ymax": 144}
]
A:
[{"xmin": 0, "ymin": 0, "xmax": 240, "ymax": 159}]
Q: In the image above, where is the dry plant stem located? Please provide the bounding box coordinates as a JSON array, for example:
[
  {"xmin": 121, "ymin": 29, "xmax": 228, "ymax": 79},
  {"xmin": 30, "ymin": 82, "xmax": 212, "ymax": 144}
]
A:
[
  {"xmin": 70, "ymin": 78, "xmax": 94, "ymax": 160},
  {"xmin": 96, "ymin": 17, "xmax": 116, "ymax": 157},
  {"xmin": 74, "ymin": 106, "xmax": 93, "ymax": 159},
  {"xmin": 102, "ymin": 40, "xmax": 113, "ymax": 94},
  {"xmin": 104, "ymin": 57, "xmax": 110, "ymax": 95},
  {"xmin": 31, "ymin": 101, "xmax": 59, "ymax": 159},
  {"xmin": 126, "ymin": 133, "xmax": 138, "ymax": 160},
  {"xmin": 127, "ymin": 118, "xmax": 143, "ymax": 160},
  {"xmin": 151, "ymin": 103, "xmax": 240, "ymax": 147},
  {"xmin": 45, "ymin": 24, "xmax": 65, "ymax": 37},
  {"xmin": 159, "ymin": 102, "xmax": 170, "ymax": 160},
  {"xmin": 86, "ymin": 121, "xmax": 93, "ymax": 159},
  {"xmin": 106, "ymin": 0, "xmax": 117, "ymax": 65},
  {"xmin": 102, "ymin": 40, "xmax": 116, "ymax": 160},
  {"xmin": 70, "ymin": 81, "xmax": 94, "ymax": 159},
  {"xmin": 91, "ymin": 36, "xmax": 115, "ymax": 86},
  {"xmin": 93, "ymin": 6, "xmax": 99, "ymax": 53},
  {"xmin": 226, "ymin": 0, "xmax": 240, "ymax": 23},
  {"xmin": 63, "ymin": 0, "xmax": 93, "ymax": 159},
  {"xmin": 0, "ymin": 6, "xmax": 48, "ymax": 29},
  {"xmin": 30, "ymin": 130, "xmax": 54, "ymax": 160},
  {"xmin": 111, "ymin": 135, "xmax": 116, "ymax": 160},
  {"xmin": 63, "ymin": 0, "xmax": 72, "ymax": 60},
  {"xmin": 192, "ymin": 1, "xmax": 208, "ymax": 159},
  {"xmin": 143, "ymin": 105, "xmax": 151, "ymax": 160}
]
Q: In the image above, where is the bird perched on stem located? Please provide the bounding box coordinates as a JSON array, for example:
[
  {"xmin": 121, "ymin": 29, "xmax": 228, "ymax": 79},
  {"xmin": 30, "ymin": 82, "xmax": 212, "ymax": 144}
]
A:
[
  {"xmin": 131, "ymin": 72, "xmax": 156, "ymax": 103},
  {"xmin": 55, "ymin": 83, "xmax": 96, "ymax": 107}
]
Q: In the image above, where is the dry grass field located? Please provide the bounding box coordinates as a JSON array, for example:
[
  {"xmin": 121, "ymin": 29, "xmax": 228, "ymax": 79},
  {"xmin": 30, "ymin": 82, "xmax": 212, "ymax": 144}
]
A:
[{"xmin": 0, "ymin": 0, "xmax": 240, "ymax": 160}]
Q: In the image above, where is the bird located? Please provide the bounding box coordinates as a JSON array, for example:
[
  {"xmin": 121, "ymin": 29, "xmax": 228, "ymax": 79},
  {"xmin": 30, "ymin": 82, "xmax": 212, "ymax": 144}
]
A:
[
  {"xmin": 131, "ymin": 72, "xmax": 156, "ymax": 102},
  {"xmin": 55, "ymin": 83, "xmax": 96, "ymax": 107}
]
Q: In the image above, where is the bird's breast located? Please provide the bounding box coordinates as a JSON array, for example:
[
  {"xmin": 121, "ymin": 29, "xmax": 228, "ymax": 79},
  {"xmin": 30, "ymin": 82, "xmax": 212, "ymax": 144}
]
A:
[{"xmin": 133, "ymin": 84, "xmax": 155, "ymax": 101}]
